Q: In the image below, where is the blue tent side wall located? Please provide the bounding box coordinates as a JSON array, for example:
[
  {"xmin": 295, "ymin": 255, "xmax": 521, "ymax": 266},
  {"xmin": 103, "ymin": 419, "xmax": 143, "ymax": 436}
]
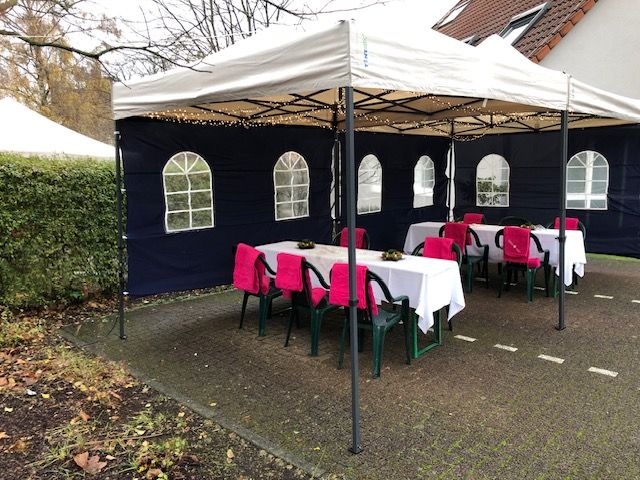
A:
[
  {"xmin": 118, "ymin": 119, "xmax": 451, "ymax": 296},
  {"xmin": 452, "ymin": 125, "xmax": 640, "ymax": 257},
  {"xmin": 344, "ymin": 131, "xmax": 451, "ymax": 251},
  {"xmin": 119, "ymin": 119, "xmax": 335, "ymax": 296}
]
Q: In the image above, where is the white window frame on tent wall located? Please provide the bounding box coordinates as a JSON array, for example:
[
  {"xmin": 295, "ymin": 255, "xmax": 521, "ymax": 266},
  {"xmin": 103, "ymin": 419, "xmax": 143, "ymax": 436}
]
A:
[
  {"xmin": 476, "ymin": 154, "xmax": 510, "ymax": 207},
  {"xmin": 566, "ymin": 150, "xmax": 609, "ymax": 210},
  {"xmin": 413, "ymin": 155, "xmax": 435, "ymax": 208},
  {"xmin": 274, "ymin": 151, "xmax": 310, "ymax": 221},
  {"xmin": 357, "ymin": 154, "xmax": 382, "ymax": 214},
  {"xmin": 162, "ymin": 151, "xmax": 214, "ymax": 233}
]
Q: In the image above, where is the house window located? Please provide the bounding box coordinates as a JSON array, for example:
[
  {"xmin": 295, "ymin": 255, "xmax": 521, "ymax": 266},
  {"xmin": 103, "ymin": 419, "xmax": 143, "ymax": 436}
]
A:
[
  {"xmin": 567, "ymin": 151, "xmax": 609, "ymax": 210},
  {"xmin": 476, "ymin": 154, "xmax": 509, "ymax": 207},
  {"xmin": 274, "ymin": 151, "xmax": 310, "ymax": 221},
  {"xmin": 162, "ymin": 151, "xmax": 214, "ymax": 232},
  {"xmin": 357, "ymin": 154, "xmax": 382, "ymax": 214},
  {"xmin": 437, "ymin": 0, "xmax": 471, "ymax": 27},
  {"xmin": 499, "ymin": 3, "xmax": 548, "ymax": 45},
  {"xmin": 413, "ymin": 155, "xmax": 435, "ymax": 208},
  {"xmin": 462, "ymin": 35, "xmax": 479, "ymax": 46}
]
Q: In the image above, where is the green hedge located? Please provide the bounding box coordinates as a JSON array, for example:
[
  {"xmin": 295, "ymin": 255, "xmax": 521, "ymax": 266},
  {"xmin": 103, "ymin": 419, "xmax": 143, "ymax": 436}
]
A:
[{"xmin": 0, "ymin": 153, "xmax": 119, "ymax": 307}]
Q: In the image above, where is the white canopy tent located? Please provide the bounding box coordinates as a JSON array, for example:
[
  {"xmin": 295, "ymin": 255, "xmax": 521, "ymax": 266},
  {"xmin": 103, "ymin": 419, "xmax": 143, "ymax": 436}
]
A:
[
  {"xmin": 112, "ymin": 19, "xmax": 640, "ymax": 452},
  {"xmin": 113, "ymin": 20, "xmax": 640, "ymax": 132},
  {"xmin": 0, "ymin": 97, "xmax": 114, "ymax": 159}
]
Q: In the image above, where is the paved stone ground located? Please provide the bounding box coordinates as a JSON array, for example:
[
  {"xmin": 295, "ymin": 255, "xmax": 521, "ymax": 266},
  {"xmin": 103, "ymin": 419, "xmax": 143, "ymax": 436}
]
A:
[{"xmin": 67, "ymin": 256, "xmax": 640, "ymax": 479}]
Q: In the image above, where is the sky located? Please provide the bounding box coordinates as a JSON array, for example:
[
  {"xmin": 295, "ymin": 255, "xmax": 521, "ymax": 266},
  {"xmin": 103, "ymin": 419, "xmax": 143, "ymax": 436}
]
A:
[{"xmin": 88, "ymin": 0, "xmax": 459, "ymax": 44}]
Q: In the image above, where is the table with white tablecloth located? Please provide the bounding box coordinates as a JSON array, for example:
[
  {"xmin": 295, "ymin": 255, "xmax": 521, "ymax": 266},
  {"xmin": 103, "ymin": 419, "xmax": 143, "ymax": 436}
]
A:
[
  {"xmin": 256, "ymin": 241, "xmax": 465, "ymax": 333},
  {"xmin": 403, "ymin": 222, "xmax": 586, "ymax": 286}
]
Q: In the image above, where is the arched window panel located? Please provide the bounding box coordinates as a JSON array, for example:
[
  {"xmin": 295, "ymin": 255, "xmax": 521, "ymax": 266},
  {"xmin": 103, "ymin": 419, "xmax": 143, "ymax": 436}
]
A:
[
  {"xmin": 357, "ymin": 154, "xmax": 382, "ymax": 214},
  {"xmin": 163, "ymin": 151, "xmax": 214, "ymax": 233},
  {"xmin": 476, "ymin": 154, "xmax": 510, "ymax": 207},
  {"xmin": 274, "ymin": 151, "xmax": 309, "ymax": 221},
  {"xmin": 567, "ymin": 151, "xmax": 609, "ymax": 210},
  {"xmin": 413, "ymin": 155, "xmax": 435, "ymax": 208}
]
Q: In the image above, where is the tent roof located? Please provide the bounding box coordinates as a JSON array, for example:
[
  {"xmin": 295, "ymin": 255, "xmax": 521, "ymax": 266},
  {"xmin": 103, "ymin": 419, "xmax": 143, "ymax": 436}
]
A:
[
  {"xmin": 112, "ymin": 20, "xmax": 640, "ymax": 136},
  {"xmin": 0, "ymin": 98, "xmax": 114, "ymax": 159}
]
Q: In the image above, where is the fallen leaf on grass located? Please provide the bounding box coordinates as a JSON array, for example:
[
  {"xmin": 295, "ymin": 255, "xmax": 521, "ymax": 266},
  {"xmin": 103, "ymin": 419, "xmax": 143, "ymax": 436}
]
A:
[
  {"xmin": 0, "ymin": 432, "xmax": 9, "ymax": 439},
  {"xmin": 226, "ymin": 448, "xmax": 235, "ymax": 461},
  {"xmin": 10, "ymin": 438, "xmax": 29, "ymax": 453},
  {"xmin": 146, "ymin": 468, "xmax": 164, "ymax": 479},
  {"xmin": 41, "ymin": 393, "xmax": 50, "ymax": 399},
  {"xmin": 79, "ymin": 410, "xmax": 91, "ymax": 422},
  {"xmin": 108, "ymin": 391, "xmax": 122, "ymax": 401},
  {"xmin": 73, "ymin": 451, "xmax": 108, "ymax": 475},
  {"xmin": 177, "ymin": 411, "xmax": 185, "ymax": 418},
  {"xmin": 4, "ymin": 407, "xmax": 13, "ymax": 413}
]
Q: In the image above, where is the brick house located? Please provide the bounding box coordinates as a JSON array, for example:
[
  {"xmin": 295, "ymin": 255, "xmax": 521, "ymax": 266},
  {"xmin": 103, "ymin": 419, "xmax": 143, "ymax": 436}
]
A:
[{"xmin": 431, "ymin": 0, "xmax": 640, "ymax": 257}]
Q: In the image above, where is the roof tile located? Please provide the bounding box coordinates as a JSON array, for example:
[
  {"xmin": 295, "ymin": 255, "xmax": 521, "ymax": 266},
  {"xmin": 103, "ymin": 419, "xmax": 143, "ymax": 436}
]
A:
[{"xmin": 435, "ymin": 0, "xmax": 597, "ymax": 61}]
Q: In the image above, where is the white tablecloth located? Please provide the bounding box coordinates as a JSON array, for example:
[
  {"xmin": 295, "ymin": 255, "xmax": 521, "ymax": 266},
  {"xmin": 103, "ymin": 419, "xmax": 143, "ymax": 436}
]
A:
[
  {"xmin": 256, "ymin": 241, "xmax": 465, "ymax": 333},
  {"xmin": 403, "ymin": 221, "xmax": 586, "ymax": 286}
]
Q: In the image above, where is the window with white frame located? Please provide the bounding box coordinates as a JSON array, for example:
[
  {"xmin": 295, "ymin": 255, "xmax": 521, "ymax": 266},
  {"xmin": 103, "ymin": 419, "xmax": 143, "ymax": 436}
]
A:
[
  {"xmin": 499, "ymin": 3, "xmax": 548, "ymax": 45},
  {"xmin": 274, "ymin": 151, "xmax": 309, "ymax": 221},
  {"xmin": 437, "ymin": 0, "xmax": 470, "ymax": 27},
  {"xmin": 357, "ymin": 154, "xmax": 382, "ymax": 214},
  {"xmin": 567, "ymin": 150, "xmax": 609, "ymax": 210},
  {"xmin": 163, "ymin": 151, "xmax": 214, "ymax": 232},
  {"xmin": 476, "ymin": 154, "xmax": 510, "ymax": 207},
  {"xmin": 413, "ymin": 155, "xmax": 435, "ymax": 208}
]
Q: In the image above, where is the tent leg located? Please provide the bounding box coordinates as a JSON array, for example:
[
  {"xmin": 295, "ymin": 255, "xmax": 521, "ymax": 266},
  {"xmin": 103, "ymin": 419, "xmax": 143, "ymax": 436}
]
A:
[
  {"xmin": 556, "ymin": 110, "xmax": 568, "ymax": 331},
  {"xmin": 115, "ymin": 129, "xmax": 127, "ymax": 340},
  {"xmin": 344, "ymin": 87, "xmax": 362, "ymax": 454}
]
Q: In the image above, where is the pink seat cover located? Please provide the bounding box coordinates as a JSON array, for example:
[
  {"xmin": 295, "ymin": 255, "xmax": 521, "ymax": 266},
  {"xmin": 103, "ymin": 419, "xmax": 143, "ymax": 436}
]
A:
[
  {"xmin": 423, "ymin": 237, "xmax": 457, "ymax": 261},
  {"xmin": 233, "ymin": 243, "xmax": 270, "ymax": 295},
  {"xmin": 329, "ymin": 263, "xmax": 378, "ymax": 315},
  {"xmin": 339, "ymin": 227, "xmax": 367, "ymax": 249}
]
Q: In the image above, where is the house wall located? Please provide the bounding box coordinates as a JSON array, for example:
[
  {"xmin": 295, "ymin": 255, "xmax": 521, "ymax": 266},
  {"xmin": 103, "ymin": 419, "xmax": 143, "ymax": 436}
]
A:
[{"xmin": 540, "ymin": 0, "xmax": 640, "ymax": 98}]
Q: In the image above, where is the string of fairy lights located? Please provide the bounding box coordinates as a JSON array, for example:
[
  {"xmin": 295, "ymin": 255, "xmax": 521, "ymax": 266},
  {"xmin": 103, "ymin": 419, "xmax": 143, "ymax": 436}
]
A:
[{"xmin": 144, "ymin": 89, "xmax": 577, "ymax": 141}]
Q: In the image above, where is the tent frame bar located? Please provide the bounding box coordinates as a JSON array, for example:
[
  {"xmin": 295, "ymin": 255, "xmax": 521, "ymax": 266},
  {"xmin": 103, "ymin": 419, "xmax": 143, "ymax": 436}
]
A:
[
  {"xmin": 115, "ymin": 129, "xmax": 127, "ymax": 340},
  {"xmin": 345, "ymin": 86, "xmax": 363, "ymax": 454},
  {"xmin": 557, "ymin": 110, "xmax": 568, "ymax": 330}
]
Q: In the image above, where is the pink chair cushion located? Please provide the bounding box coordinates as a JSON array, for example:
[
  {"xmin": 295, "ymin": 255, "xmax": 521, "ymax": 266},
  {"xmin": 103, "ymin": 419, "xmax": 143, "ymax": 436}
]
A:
[
  {"xmin": 339, "ymin": 227, "xmax": 367, "ymax": 249},
  {"xmin": 463, "ymin": 213, "xmax": 485, "ymax": 224},
  {"xmin": 444, "ymin": 222, "xmax": 467, "ymax": 252},
  {"xmin": 329, "ymin": 263, "xmax": 378, "ymax": 315},
  {"xmin": 503, "ymin": 227, "xmax": 531, "ymax": 264},
  {"xmin": 527, "ymin": 257, "xmax": 541, "ymax": 269},
  {"xmin": 553, "ymin": 217, "xmax": 579, "ymax": 230},
  {"xmin": 275, "ymin": 253, "xmax": 305, "ymax": 299},
  {"xmin": 311, "ymin": 288, "xmax": 327, "ymax": 307},
  {"xmin": 423, "ymin": 237, "xmax": 457, "ymax": 261},
  {"xmin": 233, "ymin": 243, "xmax": 270, "ymax": 295}
]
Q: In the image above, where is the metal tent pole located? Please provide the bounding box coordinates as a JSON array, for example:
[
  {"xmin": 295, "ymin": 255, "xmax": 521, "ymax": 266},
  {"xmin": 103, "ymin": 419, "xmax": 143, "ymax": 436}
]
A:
[
  {"xmin": 557, "ymin": 110, "xmax": 568, "ymax": 331},
  {"xmin": 344, "ymin": 86, "xmax": 362, "ymax": 454},
  {"xmin": 114, "ymin": 129, "xmax": 127, "ymax": 340}
]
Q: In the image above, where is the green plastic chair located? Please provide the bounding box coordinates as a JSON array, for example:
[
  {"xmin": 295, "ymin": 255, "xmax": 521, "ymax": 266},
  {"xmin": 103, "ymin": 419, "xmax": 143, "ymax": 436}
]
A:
[
  {"xmin": 337, "ymin": 270, "xmax": 411, "ymax": 378},
  {"xmin": 438, "ymin": 224, "xmax": 489, "ymax": 293},
  {"xmin": 331, "ymin": 227, "xmax": 371, "ymax": 249},
  {"xmin": 412, "ymin": 238, "xmax": 461, "ymax": 331},
  {"xmin": 284, "ymin": 260, "xmax": 341, "ymax": 356},
  {"xmin": 495, "ymin": 228, "xmax": 550, "ymax": 302},
  {"xmin": 238, "ymin": 256, "xmax": 283, "ymax": 337}
]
